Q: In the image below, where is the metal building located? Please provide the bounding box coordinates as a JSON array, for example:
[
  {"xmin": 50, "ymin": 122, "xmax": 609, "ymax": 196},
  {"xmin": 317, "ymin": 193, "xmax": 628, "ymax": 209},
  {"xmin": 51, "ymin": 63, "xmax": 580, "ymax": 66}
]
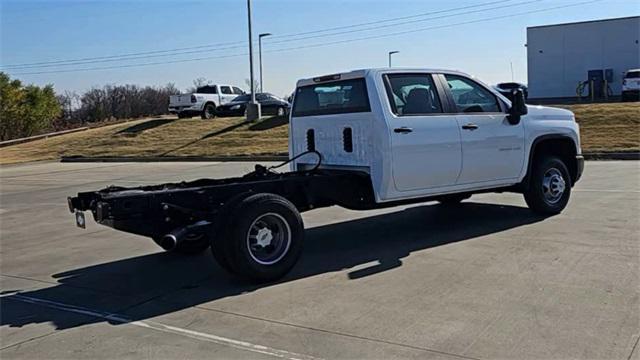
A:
[{"xmin": 526, "ymin": 16, "xmax": 640, "ymax": 101}]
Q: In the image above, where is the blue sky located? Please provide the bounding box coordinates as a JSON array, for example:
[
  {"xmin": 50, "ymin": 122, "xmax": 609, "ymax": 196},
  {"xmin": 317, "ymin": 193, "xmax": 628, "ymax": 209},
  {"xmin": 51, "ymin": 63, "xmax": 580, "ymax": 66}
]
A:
[{"xmin": 1, "ymin": 0, "xmax": 638, "ymax": 97}]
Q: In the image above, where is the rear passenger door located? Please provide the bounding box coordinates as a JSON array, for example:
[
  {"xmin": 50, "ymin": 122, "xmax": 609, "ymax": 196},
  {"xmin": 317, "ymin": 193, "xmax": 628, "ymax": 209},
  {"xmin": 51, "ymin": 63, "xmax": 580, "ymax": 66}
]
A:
[
  {"xmin": 439, "ymin": 74, "xmax": 524, "ymax": 185},
  {"xmin": 385, "ymin": 73, "xmax": 462, "ymax": 192}
]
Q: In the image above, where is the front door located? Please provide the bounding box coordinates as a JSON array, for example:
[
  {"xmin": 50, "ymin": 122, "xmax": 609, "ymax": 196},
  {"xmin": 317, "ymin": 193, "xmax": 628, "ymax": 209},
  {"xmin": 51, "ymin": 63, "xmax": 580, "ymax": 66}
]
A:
[
  {"xmin": 441, "ymin": 74, "xmax": 525, "ymax": 185},
  {"xmin": 386, "ymin": 73, "xmax": 462, "ymax": 191},
  {"xmin": 219, "ymin": 86, "xmax": 236, "ymax": 105}
]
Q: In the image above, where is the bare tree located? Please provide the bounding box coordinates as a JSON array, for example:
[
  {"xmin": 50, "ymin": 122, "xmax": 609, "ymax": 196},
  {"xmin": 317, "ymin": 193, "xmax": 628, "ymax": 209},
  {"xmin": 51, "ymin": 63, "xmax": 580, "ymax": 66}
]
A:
[{"xmin": 185, "ymin": 77, "xmax": 210, "ymax": 93}]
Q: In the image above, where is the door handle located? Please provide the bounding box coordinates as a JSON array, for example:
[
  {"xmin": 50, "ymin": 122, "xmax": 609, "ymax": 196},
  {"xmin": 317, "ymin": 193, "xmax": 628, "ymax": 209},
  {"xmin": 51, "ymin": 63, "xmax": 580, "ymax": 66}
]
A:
[
  {"xmin": 461, "ymin": 123, "xmax": 479, "ymax": 130},
  {"xmin": 394, "ymin": 127, "xmax": 413, "ymax": 134}
]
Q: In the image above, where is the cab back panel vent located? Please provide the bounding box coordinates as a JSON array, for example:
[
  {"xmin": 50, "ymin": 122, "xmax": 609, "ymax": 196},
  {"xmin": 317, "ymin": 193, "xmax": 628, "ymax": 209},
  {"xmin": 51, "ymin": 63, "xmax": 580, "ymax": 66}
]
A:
[
  {"xmin": 343, "ymin": 127, "xmax": 353, "ymax": 153},
  {"xmin": 306, "ymin": 129, "xmax": 315, "ymax": 151}
]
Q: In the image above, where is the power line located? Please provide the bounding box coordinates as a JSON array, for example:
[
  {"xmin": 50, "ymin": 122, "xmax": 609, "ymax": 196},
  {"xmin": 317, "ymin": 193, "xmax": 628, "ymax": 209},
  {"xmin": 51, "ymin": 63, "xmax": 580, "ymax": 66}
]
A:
[
  {"xmin": 4, "ymin": 0, "xmax": 539, "ymax": 71},
  {"xmin": 266, "ymin": 0, "xmax": 517, "ymax": 38},
  {"xmin": 264, "ymin": 0, "xmax": 543, "ymax": 46},
  {"xmin": 9, "ymin": 0, "xmax": 602, "ymax": 76},
  {"xmin": 1, "ymin": 0, "xmax": 517, "ymax": 69}
]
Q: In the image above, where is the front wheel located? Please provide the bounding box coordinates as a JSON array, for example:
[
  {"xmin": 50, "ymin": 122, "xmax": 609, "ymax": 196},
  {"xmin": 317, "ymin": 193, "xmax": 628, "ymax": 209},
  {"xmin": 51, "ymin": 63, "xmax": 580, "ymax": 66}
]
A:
[
  {"xmin": 523, "ymin": 157, "xmax": 571, "ymax": 214},
  {"xmin": 215, "ymin": 193, "xmax": 304, "ymax": 282},
  {"xmin": 276, "ymin": 106, "xmax": 286, "ymax": 117}
]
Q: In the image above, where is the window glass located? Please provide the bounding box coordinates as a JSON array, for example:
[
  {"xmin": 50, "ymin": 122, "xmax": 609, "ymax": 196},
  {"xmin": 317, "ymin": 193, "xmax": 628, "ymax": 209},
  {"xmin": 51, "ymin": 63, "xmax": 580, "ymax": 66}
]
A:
[
  {"xmin": 444, "ymin": 75, "xmax": 500, "ymax": 113},
  {"xmin": 196, "ymin": 86, "xmax": 217, "ymax": 94},
  {"xmin": 232, "ymin": 94, "xmax": 250, "ymax": 102},
  {"xmin": 385, "ymin": 74, "xmax": 442, "ymax": 115},
  {"xmin": 221, "ymin": 86, "xmax": 232, "ymax": 94},
  {"xmin": 292, "ymin": 78, "xmax": 370, "ymax": 117},
  {"xmin": 232, "ymin": 87, "xmax": 244, "ymax": 94},
  {"xmin": 625, "ymin": 71, "xmax": 640, "ymax": 79}
]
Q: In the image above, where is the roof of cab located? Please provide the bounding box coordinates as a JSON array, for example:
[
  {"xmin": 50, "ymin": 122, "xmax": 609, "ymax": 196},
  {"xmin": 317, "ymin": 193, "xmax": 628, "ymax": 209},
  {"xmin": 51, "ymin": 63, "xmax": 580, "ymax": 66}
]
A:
[{"xmin": 295, "ymin": 68, "xmax": 473, "ymax": 87}]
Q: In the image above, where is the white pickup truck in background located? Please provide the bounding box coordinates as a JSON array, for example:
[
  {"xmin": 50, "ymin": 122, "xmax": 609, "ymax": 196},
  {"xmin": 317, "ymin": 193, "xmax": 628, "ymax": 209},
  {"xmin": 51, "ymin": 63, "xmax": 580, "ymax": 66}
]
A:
[{"xmin": 169, "ymin": 84, "xmax": 245, "ymax": 119}]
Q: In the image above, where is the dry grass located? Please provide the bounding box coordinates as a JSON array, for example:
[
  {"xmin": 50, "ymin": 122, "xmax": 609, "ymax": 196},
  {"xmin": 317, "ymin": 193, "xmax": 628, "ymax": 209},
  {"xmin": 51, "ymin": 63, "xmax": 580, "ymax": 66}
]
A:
[
  {"xmin": 0, "ymin": 102, "xmax": 638, "ymax": 165},
  {"xmin": 0, "ymin": 116, "xmax": 289, "ymax": 164},
  {"xmin": 556, "ymin": 102, "xmax": 640, "ymax": 152}
]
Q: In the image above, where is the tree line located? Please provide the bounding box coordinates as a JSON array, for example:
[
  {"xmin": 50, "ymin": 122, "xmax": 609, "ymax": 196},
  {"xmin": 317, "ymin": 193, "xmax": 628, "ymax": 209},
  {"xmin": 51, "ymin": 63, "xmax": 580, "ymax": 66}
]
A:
[{"xmin": 0, "ymin": 72, "xmax": 180, "ymax": 141}]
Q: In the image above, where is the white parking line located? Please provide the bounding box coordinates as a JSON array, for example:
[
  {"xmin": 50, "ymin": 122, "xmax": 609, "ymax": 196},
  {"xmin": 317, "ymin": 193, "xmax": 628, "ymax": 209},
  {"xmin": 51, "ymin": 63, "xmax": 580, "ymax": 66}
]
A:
[
  {"xmin": 574, "ymin": 189, "xmax": 640, "ymax": 193},
  {"xmin": 3, "ymin": 293, "xmax": 322, "ymax": 360}
]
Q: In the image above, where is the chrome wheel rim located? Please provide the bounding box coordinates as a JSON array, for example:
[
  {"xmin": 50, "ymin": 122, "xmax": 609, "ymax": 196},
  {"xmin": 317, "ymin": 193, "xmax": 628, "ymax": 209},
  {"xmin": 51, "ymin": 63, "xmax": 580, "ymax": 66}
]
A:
[
  {"xmin": 542, "ymin": 168, "xmax": 566, "ymax": 204},
  {"xmin": 246, "ymin": 213, "xmax": 291, "ymax": 265},
  {"xmin": 277, "ymin": 107, "xmax": 285, "ymax": 116}
]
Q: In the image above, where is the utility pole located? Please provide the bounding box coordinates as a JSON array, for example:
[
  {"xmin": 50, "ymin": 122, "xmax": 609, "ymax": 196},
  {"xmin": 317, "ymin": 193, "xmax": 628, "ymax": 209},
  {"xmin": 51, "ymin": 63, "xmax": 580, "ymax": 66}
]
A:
[
  {"xmin": 246, "ymin": 0, "xmax": 260, "ymax": 121},
  {"xmin": 259, "ymin": 33, "xmax": 272, "ymax": 93},
  {"xmin": 510, "ymin": 61, "xmax": 515, "ymax": 82},
  {"xmin": 388, "ymin": 51, "xmax": 399, "ymax": 67}
]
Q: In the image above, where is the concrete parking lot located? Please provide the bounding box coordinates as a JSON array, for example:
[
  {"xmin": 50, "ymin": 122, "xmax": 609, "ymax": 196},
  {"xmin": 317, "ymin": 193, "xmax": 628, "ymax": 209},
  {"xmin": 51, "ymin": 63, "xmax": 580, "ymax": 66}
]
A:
[{"xmin": 1, "ymin": 160, "xmax": 638, "ymax": 359}]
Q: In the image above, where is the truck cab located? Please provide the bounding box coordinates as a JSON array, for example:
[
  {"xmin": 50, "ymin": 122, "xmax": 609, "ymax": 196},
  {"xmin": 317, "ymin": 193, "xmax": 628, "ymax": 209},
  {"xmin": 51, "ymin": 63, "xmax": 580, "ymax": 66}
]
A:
[{"xmin": 290, "ymin": 68, "xmax": 583, "ymax": 205}]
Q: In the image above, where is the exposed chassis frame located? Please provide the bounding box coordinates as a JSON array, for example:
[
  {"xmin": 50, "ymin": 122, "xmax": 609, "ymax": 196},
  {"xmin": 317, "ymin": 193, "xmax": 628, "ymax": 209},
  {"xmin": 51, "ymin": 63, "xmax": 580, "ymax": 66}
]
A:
[{"xmin": 68, "ymin": 167, "xmax": 377, "ymax": 240}]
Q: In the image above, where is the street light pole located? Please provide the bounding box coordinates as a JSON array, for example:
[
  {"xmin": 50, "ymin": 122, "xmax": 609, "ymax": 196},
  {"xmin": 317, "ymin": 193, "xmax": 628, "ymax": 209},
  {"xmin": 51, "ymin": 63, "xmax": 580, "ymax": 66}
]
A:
[
  {"xmin": 259, "ymin": 33, "xmax": 272, "ymax": 93},
  {"xmin": 388, "ymin": 51, "xmax": 399, "ymax": 67},
  {"xmin": 246, "ymin": 0, "xmax": 260, "ymax": 121}
]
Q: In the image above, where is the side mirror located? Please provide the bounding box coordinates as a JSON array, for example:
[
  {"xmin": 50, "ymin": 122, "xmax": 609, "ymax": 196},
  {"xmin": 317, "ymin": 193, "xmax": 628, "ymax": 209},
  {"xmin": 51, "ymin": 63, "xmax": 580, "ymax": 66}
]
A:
[{"xmin": 507, "ymin": 89, "xmax": 527, "ymax": 125}]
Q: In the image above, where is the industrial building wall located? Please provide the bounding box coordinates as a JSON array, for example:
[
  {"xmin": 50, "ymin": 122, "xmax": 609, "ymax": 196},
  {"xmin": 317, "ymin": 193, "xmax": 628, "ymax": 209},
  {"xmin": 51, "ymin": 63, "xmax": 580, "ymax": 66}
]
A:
[{"xmin": 527, "ymin": 16, "xmax": 640, "ymax": 100}]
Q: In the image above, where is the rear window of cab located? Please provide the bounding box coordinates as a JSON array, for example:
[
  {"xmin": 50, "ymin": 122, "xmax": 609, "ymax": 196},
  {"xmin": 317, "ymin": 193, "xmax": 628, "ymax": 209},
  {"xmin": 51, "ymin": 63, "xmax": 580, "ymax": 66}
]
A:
[
  {"xmin": 625, "ymin": 71, "xmax": 640, "ymax": 79},
  {"xmin": 292, "ymin": 78, "xmax": 371, "ymax": 117}
]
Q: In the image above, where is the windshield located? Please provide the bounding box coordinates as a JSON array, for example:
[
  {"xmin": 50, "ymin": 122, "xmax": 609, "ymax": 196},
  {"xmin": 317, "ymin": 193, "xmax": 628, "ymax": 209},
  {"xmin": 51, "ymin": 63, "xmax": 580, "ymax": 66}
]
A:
[
  {"xmin": 625, "ymin": 71, "xmax": 640, "ymax": 79},
  {"xmin": 292, "ymin": 78, "xmax": 370, "ymax": 117},
  {"xmin": 231, "ymin": 94, "xmax": 251, "ymax": 102}
]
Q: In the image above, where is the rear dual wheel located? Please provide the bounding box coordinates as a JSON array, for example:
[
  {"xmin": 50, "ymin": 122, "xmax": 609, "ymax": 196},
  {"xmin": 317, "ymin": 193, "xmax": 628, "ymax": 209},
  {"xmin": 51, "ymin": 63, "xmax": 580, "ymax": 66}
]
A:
[{"xmin": 210, "ymin": 193, "xmax": 304, "ymax": 282}]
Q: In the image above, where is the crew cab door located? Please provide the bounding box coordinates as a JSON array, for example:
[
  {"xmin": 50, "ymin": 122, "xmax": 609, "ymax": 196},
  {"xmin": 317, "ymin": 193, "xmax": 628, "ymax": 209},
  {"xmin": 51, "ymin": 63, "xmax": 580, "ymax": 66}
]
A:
[
  {"xmin": 219, "ymin": 86, "xmax": 236, "ymax": 105},
  {"xmin": 385, "ymin": 73, "xmax": 462, "ymax": 191},
  {"xmin": 438, "ymin": 74, "xmax": 524, "ymax": 185}
]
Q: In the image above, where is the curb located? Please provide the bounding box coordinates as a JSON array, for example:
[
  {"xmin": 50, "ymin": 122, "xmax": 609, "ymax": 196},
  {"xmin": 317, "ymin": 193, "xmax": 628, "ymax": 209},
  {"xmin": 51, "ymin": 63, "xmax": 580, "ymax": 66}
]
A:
[
  {"xmin": 583, "ymin": 152, "xmax": 640, "ymax": 160},
  {"xmin": 60, "ymin": 155, "xmax": 289, "ymax": 163},
  {"xmin": 59, "ymin": 152, "xmax": 639, "ymax": 163},
  {"xmin": 59, "ymin": 152, "xmax": 640, "ymax": 163},
  {"xmin": 0, "ymin": 127, "xmax": 88, "ymax": 148}
]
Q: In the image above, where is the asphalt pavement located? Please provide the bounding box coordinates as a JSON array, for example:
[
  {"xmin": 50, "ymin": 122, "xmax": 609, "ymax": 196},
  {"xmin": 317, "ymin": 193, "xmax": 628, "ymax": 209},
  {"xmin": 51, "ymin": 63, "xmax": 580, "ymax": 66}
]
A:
[{"xmin": 1, "ymin": 160, "xmax": 638, "ymax": 359}]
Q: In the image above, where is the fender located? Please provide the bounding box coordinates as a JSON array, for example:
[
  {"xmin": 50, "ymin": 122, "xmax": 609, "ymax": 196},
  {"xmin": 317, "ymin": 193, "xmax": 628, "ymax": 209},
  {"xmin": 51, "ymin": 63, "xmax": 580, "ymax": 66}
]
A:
[{"xmin": 520, "ymin": 134, "xmax": 580, "ymax": 190}]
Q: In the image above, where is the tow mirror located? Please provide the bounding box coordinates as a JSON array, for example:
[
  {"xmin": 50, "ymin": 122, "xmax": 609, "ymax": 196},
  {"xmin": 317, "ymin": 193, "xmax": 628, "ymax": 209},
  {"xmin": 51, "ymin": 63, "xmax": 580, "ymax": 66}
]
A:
[{"xmin": 507, "ymin": 89, "xmax": 527, "ymax": 125}]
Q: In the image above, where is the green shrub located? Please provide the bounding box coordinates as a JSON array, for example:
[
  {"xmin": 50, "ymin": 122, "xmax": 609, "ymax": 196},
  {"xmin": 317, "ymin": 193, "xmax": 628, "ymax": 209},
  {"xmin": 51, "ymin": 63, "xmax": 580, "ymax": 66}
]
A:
[{"xmin": 0, "ymin": 72, "xmax": 61, "ymax": 141}]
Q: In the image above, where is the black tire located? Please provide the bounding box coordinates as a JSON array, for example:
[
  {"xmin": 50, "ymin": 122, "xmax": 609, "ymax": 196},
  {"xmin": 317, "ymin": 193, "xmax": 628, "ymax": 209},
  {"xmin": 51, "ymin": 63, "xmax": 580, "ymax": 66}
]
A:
[
  {"xmin": 437, "ymin": 194, "xmax": 470, "ymax": 205},
  {"xmin": 152, "ymin": 232, "xmax": 210, "ymax": 255},
  {"xmin": 201, "ymin": 103, "xmax": 216, "ymax": 119},
  {"xmin": 523, "ymin": 156, "xmax": 571, "ymax": 214},
  {"xmin": 218, "ymin": 193, "xmax": 304, "ymax": 282},
  {"xmin": 177, "ymin": 112, "xmax": 189, "ymax": 119}
]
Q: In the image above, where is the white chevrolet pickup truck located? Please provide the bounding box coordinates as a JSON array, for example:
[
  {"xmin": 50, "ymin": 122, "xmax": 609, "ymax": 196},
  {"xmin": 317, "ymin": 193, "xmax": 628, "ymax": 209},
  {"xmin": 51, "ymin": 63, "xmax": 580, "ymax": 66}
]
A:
[
  {"xmin": 169, "ymin": 84, "xmax": 245, "ymax": 119},
  {"xmin": 69, "ymin": 68, "xmax": 584, "ymax": 282}
]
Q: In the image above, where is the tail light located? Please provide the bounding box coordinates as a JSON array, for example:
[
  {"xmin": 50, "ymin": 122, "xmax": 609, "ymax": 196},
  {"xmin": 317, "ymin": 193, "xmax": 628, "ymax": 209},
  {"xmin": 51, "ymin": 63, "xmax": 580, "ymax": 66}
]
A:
[{"xmin": 190, "ymin": 95, "xmax": 197, "ymax": 103}]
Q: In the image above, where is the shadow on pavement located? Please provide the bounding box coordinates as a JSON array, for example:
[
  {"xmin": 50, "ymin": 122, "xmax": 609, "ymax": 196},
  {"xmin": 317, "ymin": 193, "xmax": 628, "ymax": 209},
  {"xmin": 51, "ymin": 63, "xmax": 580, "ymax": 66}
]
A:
[
  {"xmin": 116, "ymin": 118, "xmax": 176, "ymax": 136},
  {"xmin": 159, "ymin": 120, "xmax": 249, "ymax": 156},
  {"xmin": 1, "ymin": 202, "xmax": 546, "ymax": 330},
  {"xmin": 249, "ymin": 116, "xmax": 288, "ymax": 131}
]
